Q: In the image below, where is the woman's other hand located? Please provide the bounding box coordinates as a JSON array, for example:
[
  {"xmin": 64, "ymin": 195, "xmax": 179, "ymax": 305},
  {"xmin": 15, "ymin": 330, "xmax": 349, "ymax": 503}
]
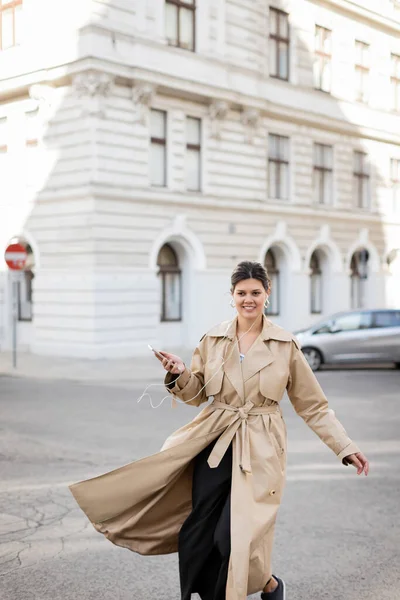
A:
[
  {"xmin": 344, "ymin": 452, "xmax": 369, "ymax": 476},
  {"xmin": 155, "ymin": 351, "xmax": 185, "ymax": 375}
]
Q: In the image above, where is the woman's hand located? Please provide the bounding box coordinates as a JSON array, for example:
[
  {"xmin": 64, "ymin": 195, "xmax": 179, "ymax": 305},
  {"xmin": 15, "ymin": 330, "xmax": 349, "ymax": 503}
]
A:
[
  {"xmin": 344, "ymin": 452, "xmax": 369, "ymax": 476},
  {"xmin": 155, "ymin": 351, "xmax": 185, "ymax": 375}
]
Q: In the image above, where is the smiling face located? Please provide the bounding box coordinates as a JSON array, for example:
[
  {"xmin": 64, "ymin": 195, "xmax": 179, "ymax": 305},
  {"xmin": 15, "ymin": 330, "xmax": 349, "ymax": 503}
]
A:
[{"xmin": 232, "ymin": 278, "xmax": 268, "ymax": 321}]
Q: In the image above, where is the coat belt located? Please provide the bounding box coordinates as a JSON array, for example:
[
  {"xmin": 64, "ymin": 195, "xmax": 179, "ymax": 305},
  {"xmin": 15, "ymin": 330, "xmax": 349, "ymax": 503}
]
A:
[{"xmin": 208, "ymin": 400, "xmax": 280, "ymax": 474}]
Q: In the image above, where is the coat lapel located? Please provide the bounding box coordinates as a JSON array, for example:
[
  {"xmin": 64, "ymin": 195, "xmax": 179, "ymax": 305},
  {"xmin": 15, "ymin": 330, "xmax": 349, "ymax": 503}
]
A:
[
  {"xmin": 241, "ymin": 336, "xmax": 274, "ymax": 383},
  {"xmin": 209, "ymin": 317, "xmax": 244, "ymax": 401},
  {"xmin": 223, "ymin": 338, "xmax": 245, "ymax": 401},
  {"xmin": 241, "ymin": 317, "xmax": 294, "ymax": 383}
]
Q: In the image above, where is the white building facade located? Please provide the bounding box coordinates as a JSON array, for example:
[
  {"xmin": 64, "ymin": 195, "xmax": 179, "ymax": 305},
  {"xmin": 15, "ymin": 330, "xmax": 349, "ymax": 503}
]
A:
[{"xmin": 0, "ymin": 0, "xmax": 399, "ymax": 358}]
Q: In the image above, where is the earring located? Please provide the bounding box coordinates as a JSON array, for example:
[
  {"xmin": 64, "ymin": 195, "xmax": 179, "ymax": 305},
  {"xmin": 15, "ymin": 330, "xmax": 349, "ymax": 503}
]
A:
[
  {"xmin": 230, "ymin": 298, "xmax": 235, "ymax": 308},
  {"xmin": 264, "ymin": 297, "xmax": 270, "ymax": 309}
]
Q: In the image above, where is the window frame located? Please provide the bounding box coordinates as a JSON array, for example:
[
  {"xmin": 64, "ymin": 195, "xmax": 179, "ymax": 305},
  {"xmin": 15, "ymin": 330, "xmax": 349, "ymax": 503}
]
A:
[
  {"xmin": 165, "ymin": 0, "xmax": 196, "ymax": 52},
  {"xmin": 268, "ymin": 7, "xmax": 290, "ymax": 81},
  {"xmin": 264, "ymin": 249, "xmax": 280, "ymax": 316},
  {"xmin": 310, "ymin": 251, "xmax": 322, "ymax": 315},
  {"xmin": 185, "ymin": 115, "xmax": 201, "ymax": 192},
  {"xmin": 268, "ymin": 133, "xmax": 290, "ymax": 201},
  {"xmin": 0, "ymin": 0, "xmax": 22, "ymax": 51},
  {"xmin": 157, "ymin": 243, "xmax": 182, "ymax": 323},
  {"xmin": 314, "ymin": 25, "xmax": 332, "ymax": 93},
  {"xmin": 353, "ymin": 150, "xmax": 370, "ymax": 209},
  {"xmin": 355, "ymin": 40, "xmax": 370, "ymax": 103},
  {"xmin": 17, "ymin": 270, "xmax": 34, "ymax": 322},
  {"xmin": 313, "ymin": 142, "xmax": 333, "ymax": 205},
  {"xmin": 391, "ymin": 53, "xmax": 400, "ymax": 112},
  {"xmin": 150, "ymin": 109, "xmax": 167, "ymax": 187}
]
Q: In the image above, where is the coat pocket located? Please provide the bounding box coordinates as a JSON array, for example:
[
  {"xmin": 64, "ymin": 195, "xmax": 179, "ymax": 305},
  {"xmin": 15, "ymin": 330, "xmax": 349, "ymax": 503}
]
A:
[
  {"xmin": 204, "ymin": 360, "xmax": 224, "ymax": 397},
  {"xmin": 259, "ymin": 367, "xmax": 287, "ymax": 402},
  {"xmin": 268, "ymin": 415, "xmax": 287, "ymax": 473}
]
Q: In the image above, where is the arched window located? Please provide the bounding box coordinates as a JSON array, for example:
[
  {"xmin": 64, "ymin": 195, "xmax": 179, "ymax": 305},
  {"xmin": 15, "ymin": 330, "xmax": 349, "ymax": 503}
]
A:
[
  {"xmin": 310, "ymin": 251, "xmax": 322, "ymax": 314},
  {"xmin": 264, "ymin": 249, "xmax": 279, "ymax": 316},
  {"xmin": 157, "ymin": 244, "xmax": 182, "ymax": 322},
  {"xmin": 350, "ymin": 249, "xmax": 369, "ymax": 309}
]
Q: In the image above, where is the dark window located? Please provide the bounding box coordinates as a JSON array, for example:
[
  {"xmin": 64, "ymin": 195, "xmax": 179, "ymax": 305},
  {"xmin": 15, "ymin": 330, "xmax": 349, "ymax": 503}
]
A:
[
  {"xmin": 390, "ymin": 54, "xmax": 400, "ymax": 112},
  {"xmin": 350, "ymin": 249, "xmax": 369, "ymax": 309},
  {"xmin": 165, "ymin": 0, "xmax": 195, "ymax": 52},
  {"xmin": 268, "ymin": 134, "xmax": 289, "ymax": 200},
  {"xmin": 0, "ymin": 0, "xmax": 22, "ymax": 50},
  {"xmin": 15, "ymin": 241, "xmax": 34, "ymax": 322},
  {"xmin": 157, "ymin": 244, "xmax": 182, "ymax": 322},
  {"xmin": 264, "ymin": 249, "xmax": 279, "ymax": 316},
  {"xmin": 314, "ymin": 26, "xmax": 332, "ymax": 92},
  {"xmin": 353, "ymin": 151, "xmax": 370, "ymax": 209},
  {"xmin": 150, "ymin": 109, "xmax": 167, "ymax": 187},
  {"xmin": 269, "ymin": 7, "xmax": 289, "ymax": 81},
  {"xmin": 373, "ymin": 311, "xmax": 400, "ymax": 328},
  {"xmin": 313, "ymin": 143, "xmax": 333, "ymax": 204},
  {"xmin": 310, "ymin": 251, "xmax": 322, "ymax": 314}
]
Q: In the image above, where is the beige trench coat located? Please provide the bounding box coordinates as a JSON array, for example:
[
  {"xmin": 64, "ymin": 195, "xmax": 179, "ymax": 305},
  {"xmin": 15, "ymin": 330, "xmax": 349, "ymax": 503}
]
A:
[{"xmin": 70, "ymin": 316, "xmax": 360, "ymax": 600}]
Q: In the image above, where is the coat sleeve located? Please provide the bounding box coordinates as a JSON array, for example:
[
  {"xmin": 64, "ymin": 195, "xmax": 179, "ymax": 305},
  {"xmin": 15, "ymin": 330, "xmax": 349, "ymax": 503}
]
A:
[
  {"xmin": 164, "ymin": 344, "xmax": 207, "ymax": 407},
  {"xmin": 286, "ymin": 340, "xmax": 360, "ymax": 463}
]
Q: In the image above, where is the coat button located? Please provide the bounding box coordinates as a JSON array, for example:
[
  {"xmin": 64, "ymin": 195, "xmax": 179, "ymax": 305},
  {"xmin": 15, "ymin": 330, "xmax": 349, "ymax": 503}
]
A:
[{"xmin": 269, "ymin": 490, "xmax": 276, "ymax": 496}]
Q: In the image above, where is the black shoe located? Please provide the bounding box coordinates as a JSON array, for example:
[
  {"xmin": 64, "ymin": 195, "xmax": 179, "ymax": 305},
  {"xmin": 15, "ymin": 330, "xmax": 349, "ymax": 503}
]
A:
[{"xmin": 260, "ymin": 575, "xmax": 286, "ymax": 600}]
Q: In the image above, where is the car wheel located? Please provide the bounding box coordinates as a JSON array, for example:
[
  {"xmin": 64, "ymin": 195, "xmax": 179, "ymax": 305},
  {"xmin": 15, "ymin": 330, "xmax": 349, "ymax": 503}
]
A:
[{"xmin": 302, "ymin": 347, "xmax": 323, "ymax": 371}]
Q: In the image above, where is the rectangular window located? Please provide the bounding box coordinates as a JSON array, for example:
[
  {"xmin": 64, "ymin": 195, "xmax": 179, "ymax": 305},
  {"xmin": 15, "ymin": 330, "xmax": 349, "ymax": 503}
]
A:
[
  {"xmin": 391, "ymin": 158, "xmax": 400, "ymax": 213},
  {"xmin": 0, "ymin": 0, "xmax": 22, "ymax": 50},
  {"xmin": 313, "ymin": 143, "xmax": 333, "ymax": 205},
  {"xmin": 150, "ymin": 109, "xmax": 167, "ymax": 187},
  {"xmin": 353, "ymin": 151, "xmax": 370, "ymax": 209},
  {"xmin": 17, "ymin": 270, "xmax": 33, "ymax": 322},
  {"xmin": 314, "ymin": 26, "xmax": 332, "ymax": 92},
  {"xmin": 355, "ymin": 40, "xmax": 369, "ymax": 103},
  {"xmin": 311, "ymin": 274, "xmax": 322, "ymax": 314},
  {"xmin": 185, "ymin": 116, "xmax": 201, "ymax": 191},
  {"xmin": 391, "ymin": 54, "xmax": 400, "ymax": 112},
  {"xmin": 268, "ymin": 134, "xmax": 289, "ymax": 200},
  {"xmin": 165, "ymin": 0, "xmax": 195, "ymax": 52},
  {"xmin": 269, "ymin": 7, "xmax": 289, "ymax": 81}
]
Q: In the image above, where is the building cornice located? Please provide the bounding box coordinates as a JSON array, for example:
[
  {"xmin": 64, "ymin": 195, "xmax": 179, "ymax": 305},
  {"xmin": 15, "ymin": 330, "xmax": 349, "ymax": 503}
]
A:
[
  {"xmin": 34, "ymin": 183, "xmax": 400, "ymax": 229},
  {"xmin": 1, "ymin": 59, "xmax": 399, "ymax": 146},
  {"xmin": 309, "ymin": 0, "xmax": 400, "ymax": 34}
]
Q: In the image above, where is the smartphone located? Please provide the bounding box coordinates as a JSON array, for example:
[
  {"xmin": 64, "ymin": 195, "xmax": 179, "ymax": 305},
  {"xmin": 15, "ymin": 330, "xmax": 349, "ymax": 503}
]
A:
[{"xmin": 148, "ymin": 344, "xmax": 165, "ymax": 361}]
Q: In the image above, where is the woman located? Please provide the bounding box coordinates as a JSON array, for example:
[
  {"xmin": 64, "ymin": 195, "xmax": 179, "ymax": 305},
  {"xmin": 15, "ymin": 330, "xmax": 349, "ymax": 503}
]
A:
[{"xmin": 70, "ymin": 261, "xmax": 369, "ymax": 600}]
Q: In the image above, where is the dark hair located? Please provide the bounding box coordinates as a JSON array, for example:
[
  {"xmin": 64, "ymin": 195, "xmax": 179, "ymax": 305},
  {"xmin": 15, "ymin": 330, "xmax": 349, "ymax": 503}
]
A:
[{"xmin": 230, "ymin": 261, "xmax": 270, "ymax": 293}]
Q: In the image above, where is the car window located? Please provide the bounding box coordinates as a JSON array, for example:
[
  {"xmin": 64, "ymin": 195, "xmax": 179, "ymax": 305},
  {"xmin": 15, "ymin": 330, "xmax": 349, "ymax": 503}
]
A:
[
  {"xmin": 314, "ymin": 323, "xmax": 331, "ymax": 334},
  {"xmin": 373, "ymin": 311, "xmax": 400, "ymax": 328},
  {"xmin": 333, "ymin": 312, "xmax": 372, "ymax": 331}
]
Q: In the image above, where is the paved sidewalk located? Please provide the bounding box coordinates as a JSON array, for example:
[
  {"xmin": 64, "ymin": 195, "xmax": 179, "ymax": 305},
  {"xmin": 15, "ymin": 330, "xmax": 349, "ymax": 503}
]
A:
[{"xmin": 0, "ymin": 350, "xmax": 191, "ymax": 387}]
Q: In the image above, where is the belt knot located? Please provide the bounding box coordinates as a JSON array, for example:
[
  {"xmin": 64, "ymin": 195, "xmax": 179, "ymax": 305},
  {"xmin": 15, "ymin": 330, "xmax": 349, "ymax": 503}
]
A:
[{"xmin": 238, "ymin": 407, "xmax": 247, "ymax": 420}]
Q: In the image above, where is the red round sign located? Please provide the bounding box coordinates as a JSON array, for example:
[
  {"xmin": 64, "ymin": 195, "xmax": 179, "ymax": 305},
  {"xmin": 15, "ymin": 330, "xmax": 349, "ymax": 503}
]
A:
[{"xmin": 4, "ymin": 242, "xmax": 28, "ymax": 271}]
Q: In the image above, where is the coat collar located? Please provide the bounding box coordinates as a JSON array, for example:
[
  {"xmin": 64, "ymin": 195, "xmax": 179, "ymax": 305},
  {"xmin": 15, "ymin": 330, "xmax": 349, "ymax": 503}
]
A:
[
  {"xmin": 205, "ymin": 315, "xmax": 293, "ymax": 343},
  {"xmin": 206, "ymin": 316, "xmax": 294, "ymax": 395}
]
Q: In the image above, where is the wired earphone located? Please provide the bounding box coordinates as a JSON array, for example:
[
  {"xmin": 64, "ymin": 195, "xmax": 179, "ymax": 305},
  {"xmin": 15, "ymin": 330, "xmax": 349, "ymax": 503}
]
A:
[{"xmin": 137, "ymin": 315, "xmax": 262, "ymax": 409}]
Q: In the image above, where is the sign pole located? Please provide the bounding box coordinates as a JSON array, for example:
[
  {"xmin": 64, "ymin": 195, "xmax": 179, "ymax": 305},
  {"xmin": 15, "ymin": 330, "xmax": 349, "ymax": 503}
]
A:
[
  {"xmin": 4, "ymin": 241, "xmax": 28, "ymax": 370},
  {"xmin": 11, "ymin": 276, "xmax": 18, "ymax": 369}
]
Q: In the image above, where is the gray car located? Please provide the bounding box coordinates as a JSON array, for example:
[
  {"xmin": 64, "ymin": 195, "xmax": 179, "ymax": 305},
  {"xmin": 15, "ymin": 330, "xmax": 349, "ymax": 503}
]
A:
[{"xmin": 293, "ymin": 309, "xmax": 400, "ymax": 371}]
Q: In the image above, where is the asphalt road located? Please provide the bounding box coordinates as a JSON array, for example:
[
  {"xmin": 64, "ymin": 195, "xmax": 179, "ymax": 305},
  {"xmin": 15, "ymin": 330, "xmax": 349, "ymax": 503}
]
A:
[{"xmin": 0, "ymin": 369, "xmax": 399, "ymax": 600}]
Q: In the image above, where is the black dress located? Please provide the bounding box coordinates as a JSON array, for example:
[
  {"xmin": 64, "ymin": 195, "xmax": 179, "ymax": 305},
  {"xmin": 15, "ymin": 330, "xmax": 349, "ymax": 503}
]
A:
[{"xmin": 178, "ymin": 438, "xmax": 233, "ymax": 600}]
